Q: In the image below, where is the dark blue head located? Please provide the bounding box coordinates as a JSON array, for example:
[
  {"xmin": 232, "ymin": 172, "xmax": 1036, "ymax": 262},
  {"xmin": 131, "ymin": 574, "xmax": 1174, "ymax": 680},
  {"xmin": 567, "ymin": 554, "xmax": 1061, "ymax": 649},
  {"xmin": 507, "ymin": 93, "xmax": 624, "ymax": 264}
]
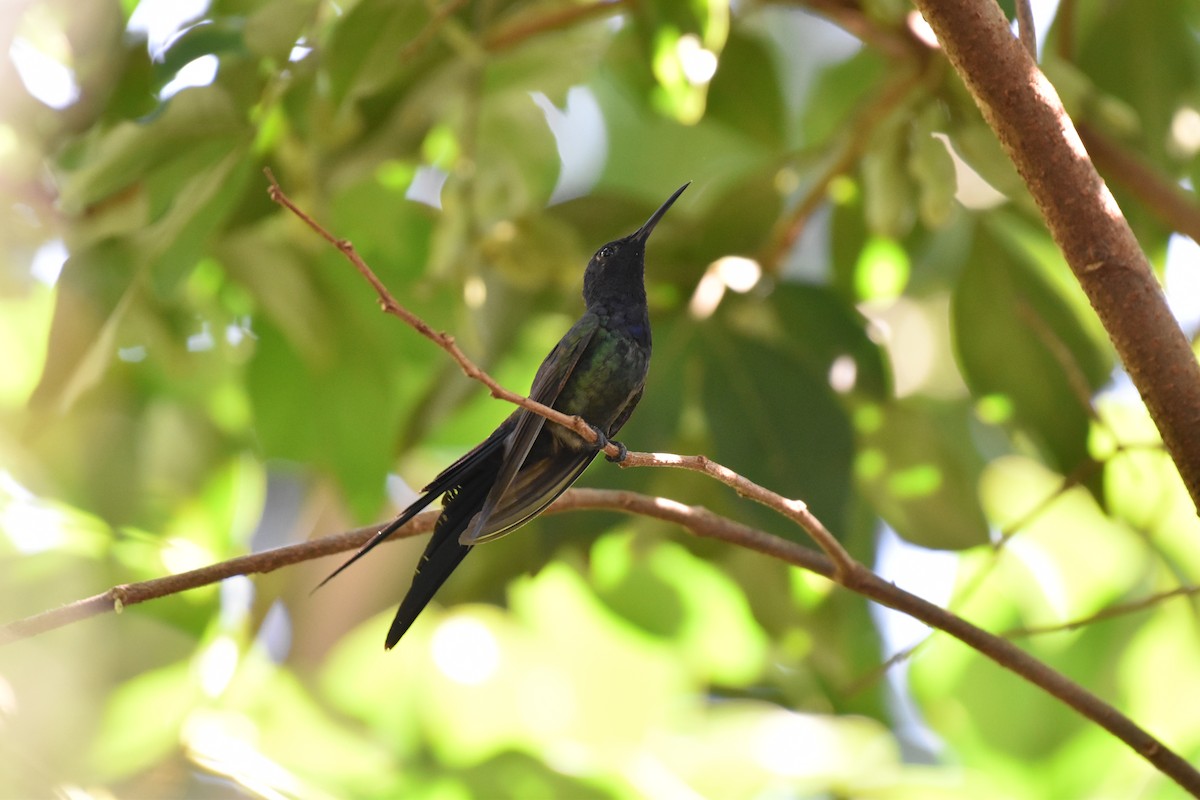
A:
[{"xmin": 582, "ymin": 183, "xmax": 689, "ymax": 309}]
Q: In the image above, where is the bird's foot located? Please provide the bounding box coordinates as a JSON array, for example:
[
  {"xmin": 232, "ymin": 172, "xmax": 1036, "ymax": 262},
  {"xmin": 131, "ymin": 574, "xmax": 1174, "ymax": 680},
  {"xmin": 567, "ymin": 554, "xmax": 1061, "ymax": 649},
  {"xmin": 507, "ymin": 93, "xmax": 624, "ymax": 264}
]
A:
[{"xmin": 589, "ymin": 425, "xmax": 628, "ymax": 463}]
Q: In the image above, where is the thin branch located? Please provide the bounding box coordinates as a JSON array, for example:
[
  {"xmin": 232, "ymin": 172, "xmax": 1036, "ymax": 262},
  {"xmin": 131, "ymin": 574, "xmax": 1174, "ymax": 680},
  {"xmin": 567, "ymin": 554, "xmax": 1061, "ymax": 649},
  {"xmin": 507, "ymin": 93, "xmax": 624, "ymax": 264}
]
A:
[
  {"xmin": 616, "ymin": 451, "xmax": 859, "ymax": 581},
  {"xmin": 0, "ymin": 519, "xmax": 422, "ymax": 643},
  {"xmin": 1014, "ymin": 0, "xmax": 1037, "ymax": 59},
  {"xmin": 1079, "ymin": 122, "xmax": 1200, "ymax": 246},
  {"xmin": 5, "ymin": 487, "xmax": 1197, "ymax": 793},
  {"xmin": 483, "ymin": 0, "xmax": 625, "ymax": 52},
  {"xmin": 1002, "ymin": 583, "xmax": 1200, "ymax": 639}
]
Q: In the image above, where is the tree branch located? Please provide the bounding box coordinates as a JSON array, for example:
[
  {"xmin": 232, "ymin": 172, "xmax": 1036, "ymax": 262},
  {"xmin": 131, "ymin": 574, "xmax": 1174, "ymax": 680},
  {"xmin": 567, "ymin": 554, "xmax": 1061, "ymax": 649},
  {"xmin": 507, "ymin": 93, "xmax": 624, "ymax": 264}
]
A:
[
  {"xmin": 910, "ymin": 0, "xmax": 1200, "ymax": 515},
  {"xmin": 1078, "ymin": 122, "xmax": 1200, "ymax": 246},
  {"xmin": 0, "ymin": 519, "xmax": 420, "ymax": 643}
]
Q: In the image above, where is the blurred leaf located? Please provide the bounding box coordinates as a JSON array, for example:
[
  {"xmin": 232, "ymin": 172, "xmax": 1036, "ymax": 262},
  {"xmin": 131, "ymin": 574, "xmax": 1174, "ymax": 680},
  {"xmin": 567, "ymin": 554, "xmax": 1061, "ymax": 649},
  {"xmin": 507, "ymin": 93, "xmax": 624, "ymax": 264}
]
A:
[
  {"xmin": 141, "ymin": 144, "xmax": 255, "ymax": 296},
  {"xmin": 739, "ymin": 283, "xmax": 890, "ymax": 399},
  {"xmin": 244, "ymin": 0, "xmax": 317, "ymax": 61},
  {"xmin": 799, "ymin": 49, "xmax": 886, "ymax": 148},
  {"xmin": 87, "ymin": 660, "xmax": 197, "ymax": 780},
  {"xmin": 856, "ymin": 399, "xmax": 990, "ymax": 549},
  {"xmin": 697, "ymin": 322, "xmax": 855, "ymax": 534},
  {"xmin": 246, "ymin": 316, "xmax": 400, "ymax": 519},
  {"xmin": 590, "ymin": 532, "xmax": 769, "ymax": 685},
  {"xmin": 706, "ymin": 29, "xmax": 786, "ymax": 148},
  {"xmin": 57, "ymin": 85, "xmax": 246, "ymax": 215},
  {"xmin": 324, "ymin": 0, "xmax": 436, "ymax": 106},
  {"xmin": 689, "ymin": 167, "xmax": 784, "ymax": 259},
  {"xmin": 592, "ymin": 51, "xmax": 773, "ymax": 200},
  {"xmin": 1077, "ymin": 0, "xmax": 1200, "ymax": 166},
  {"xmin": 473, "ymin": 93, "xmax": 560, "ymax": 219},
  {"xmin": 29, "ymin": 240, "xmax": 136, "ymax": 416},
  {"xmin": 484, "ymin": 9, "xmax": 611, "ymax": 104},
  {"xmin": 953, "ymin": 218, "xmax": 1112, "ymax": 475}
]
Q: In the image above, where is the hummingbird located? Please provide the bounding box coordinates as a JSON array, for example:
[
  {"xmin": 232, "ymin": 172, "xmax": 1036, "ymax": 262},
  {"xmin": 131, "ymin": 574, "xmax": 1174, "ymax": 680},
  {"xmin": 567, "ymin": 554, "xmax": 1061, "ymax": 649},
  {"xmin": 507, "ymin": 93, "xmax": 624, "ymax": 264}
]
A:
[{"xmin": 320, "ymin": 183, "xmax": 689, "ymax": 648}]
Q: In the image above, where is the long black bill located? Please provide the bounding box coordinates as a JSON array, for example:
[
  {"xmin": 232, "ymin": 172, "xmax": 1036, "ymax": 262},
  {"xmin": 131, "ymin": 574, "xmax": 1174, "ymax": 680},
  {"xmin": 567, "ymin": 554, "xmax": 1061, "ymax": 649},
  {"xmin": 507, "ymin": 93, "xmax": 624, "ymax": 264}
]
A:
[{"xmin": 630, "ymin": 182, "xmax": 690, "ymax": 244}]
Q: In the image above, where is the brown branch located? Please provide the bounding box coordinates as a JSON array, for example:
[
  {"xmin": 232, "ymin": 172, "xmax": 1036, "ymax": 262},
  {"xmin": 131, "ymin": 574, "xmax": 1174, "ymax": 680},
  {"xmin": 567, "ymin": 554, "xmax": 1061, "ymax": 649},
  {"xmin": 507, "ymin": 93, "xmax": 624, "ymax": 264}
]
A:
[
  {"xmin": 484, "ymin": 0, "xmax": 625, "ymax": 52},
  {"xmin": 911, "ymin": 0, "xmax": 1200, "ymax": 518},
  {"xmin": 5, "ymin": 486, "xmax": 1196, "ymax": 793},
  {"xmin": 1079, "ymin": 122, "xmax": 1200, "ymax": 245},
  {"xmin": 615, "ymin": 451, "xmax": 859, "ymax": 581},
  {"xmin": 1014, "ymin": 0, "xmax": 1037, "ymax": 59},
  {"xmin": 0, "ymin": 518, "xmax": 423, "ymax": 643},
  {"xmin": 1002, "ymin": 583, "xmax": 1200, "ymax": 638}
]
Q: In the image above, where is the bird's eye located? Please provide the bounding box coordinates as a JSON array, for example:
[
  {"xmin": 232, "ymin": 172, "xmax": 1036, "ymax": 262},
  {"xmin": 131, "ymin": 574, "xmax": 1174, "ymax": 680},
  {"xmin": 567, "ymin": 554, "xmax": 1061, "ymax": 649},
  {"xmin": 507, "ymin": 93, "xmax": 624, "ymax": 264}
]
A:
[{"xmin": 598, "ymin": 244, "xmax": 615, "ymax": 259}]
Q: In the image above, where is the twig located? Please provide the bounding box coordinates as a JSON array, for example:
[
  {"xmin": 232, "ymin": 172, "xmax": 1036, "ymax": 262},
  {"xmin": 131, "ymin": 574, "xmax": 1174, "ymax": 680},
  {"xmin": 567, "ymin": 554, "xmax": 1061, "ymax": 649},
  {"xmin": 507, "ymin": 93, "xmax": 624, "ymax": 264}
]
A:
[
  {"xmin": 1014, "ymin": 0, "xmax": 1037, "ymax": 59},
  {"xmin": 1079, "ymin": 122, "xmax": 1200, "ymax": 246},
  {"xmin": 0, "ymin": 518, "xmax": 417, "ymax": 643},
  {"xmin": 483, "ymin": 0, "xmax": 625, "ymax": 52},
  {"xmin": 616, "ymin": 451, "xmax": 860, "ymax": 581},
  {"xmin": 1002, "ymin": 583, "xmax": 1200, "ymax": 639}
]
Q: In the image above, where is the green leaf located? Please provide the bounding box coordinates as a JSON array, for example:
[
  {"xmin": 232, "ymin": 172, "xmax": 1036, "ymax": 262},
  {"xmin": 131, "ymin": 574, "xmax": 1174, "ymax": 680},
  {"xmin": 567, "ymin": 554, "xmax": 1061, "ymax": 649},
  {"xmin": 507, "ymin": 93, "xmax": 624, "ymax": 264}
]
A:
[
  {"xmin": 799, "ymin": 49, "xmax": 886, "ymax": 148},
  {"xmin": 697, "ymin": 324, "xmax": 855, "ymax": 535},
  {"xmin": 87, "ymin": 661, "xmax": 197, "ymax": 780},
  {"xmin": 244, "ymin": 0, "xmax": 317, "ymax": 61},
  {"xmin": 734, "ymin": 283, "xmax": 891, "ymax": 400},
  {"xmin": 29, "ymin": 240, "xmax": 137, "ymax": 415},
  {"xmin": 855, "ymin": 398, "xmax": 990, "ymax": 549},
  {"xmin": 590, "ymin": 532, "xmax": 769, "ymax": 685},
  {"xmin": 472, "ymin": 94, "xmax": 560, "ymax": 219},
  {"xmin": 705, "ymin": 29, "xmax": 786, "ymax": 148},
  {"xmin": 246, "ymin": 313, "xmax": 402, "ymax": 520},
  {"xmin": 952, "ymin": 217, "xmax": 1112, "ymax": 475},
  {"xmin": 1077, "ymin": 0, "xmax": 1200, "ymax": 166},
  {"xmin": 57, "ymin": 85, "xmax": 245, "ymax": 215},
  {"xmin": 324, "ymin": 0, "xmax": 437, "ymax": 106},
  {"xmin": 141, "ymin": 144, "xmax": 255, "ymax": 296}
]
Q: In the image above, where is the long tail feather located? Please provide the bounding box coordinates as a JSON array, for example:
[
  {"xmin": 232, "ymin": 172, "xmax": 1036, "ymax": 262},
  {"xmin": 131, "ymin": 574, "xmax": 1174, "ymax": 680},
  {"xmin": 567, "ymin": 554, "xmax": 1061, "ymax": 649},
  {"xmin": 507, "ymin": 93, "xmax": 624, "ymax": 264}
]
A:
[
  {"xmin": 384, "ymin": 474, "xmax": 495, "ymax": 648},
  {"xmin": 385, "ymin": 534, "xmax": 472, "ymax": 648},
  {"xmin": 312, "ymin": 492, "xmax": 440, "ymax": 593}
]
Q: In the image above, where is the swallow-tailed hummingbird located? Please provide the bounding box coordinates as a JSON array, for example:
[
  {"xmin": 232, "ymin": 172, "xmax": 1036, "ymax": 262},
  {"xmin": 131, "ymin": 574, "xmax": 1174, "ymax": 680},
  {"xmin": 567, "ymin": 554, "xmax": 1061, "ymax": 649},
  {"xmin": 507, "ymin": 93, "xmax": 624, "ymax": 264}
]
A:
[{"xmin": 321, "ymin": 183, "xmax": 689, "ymax": 648}]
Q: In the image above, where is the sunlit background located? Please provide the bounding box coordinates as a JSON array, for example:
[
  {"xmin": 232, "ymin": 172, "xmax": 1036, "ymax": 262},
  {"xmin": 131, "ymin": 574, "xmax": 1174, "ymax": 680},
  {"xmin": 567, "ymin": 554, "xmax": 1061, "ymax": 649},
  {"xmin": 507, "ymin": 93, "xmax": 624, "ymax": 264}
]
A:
[{"xmin": 3, "ymin": 0, "xmax": 1200, "ymax": 797}]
